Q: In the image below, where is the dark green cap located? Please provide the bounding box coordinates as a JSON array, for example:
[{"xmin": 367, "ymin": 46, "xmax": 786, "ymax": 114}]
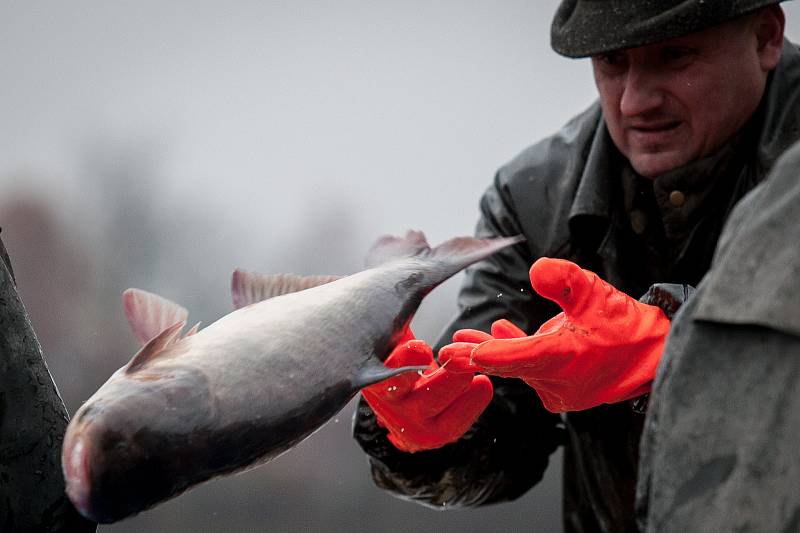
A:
[{"xmin": 551, "ymin": 0, "xmax": 789, "ymax": 58}]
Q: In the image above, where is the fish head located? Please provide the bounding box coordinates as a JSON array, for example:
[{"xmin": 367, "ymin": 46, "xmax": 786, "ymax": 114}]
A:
[{"xmin": 62, "ymin": 365, "xmax": 215, "ymax": 523}]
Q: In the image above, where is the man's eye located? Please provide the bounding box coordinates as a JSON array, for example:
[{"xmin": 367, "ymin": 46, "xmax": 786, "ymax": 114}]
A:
[
  {"xmin": 599, "ymin": 52, "xmax": 624, "ymax": 66},
  {"xmin": 663, "ymin": 47, "xmax": 694, "ymax": 62}
]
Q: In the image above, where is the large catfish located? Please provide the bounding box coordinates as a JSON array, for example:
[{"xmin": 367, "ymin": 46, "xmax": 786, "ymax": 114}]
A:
[{"xmin": 62, "ymin": 230, "xmax": 522, "ymax": 523}]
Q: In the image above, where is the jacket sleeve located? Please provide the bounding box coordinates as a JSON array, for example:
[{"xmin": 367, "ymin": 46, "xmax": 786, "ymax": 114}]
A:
[{"xmin": 352, "ymin": 172, "xmax": 566, "ymax": 508}]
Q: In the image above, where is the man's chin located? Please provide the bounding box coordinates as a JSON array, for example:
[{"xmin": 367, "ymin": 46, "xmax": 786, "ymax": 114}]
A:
[{"xmin": 628, "ymin": 151, "xmax": 690, "ymax": 179}]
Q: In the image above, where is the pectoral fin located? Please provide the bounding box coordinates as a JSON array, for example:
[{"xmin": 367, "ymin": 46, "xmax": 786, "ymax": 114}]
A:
[
  {"xmin": 125, "ymin": 321, "xmax": 186, "ymax": 374},
  {"xmin": 352, "ymin": 357, "xmax": 428, "ymax": 390}
]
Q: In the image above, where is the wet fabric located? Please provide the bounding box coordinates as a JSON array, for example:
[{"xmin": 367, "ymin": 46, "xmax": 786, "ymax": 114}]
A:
[
  {"xmin": 0, "ymin": 233, "xmax": 98, "ymax": 532},
  {"xmin": 353, "ymin": 41, "xmax": 800, "ymax": 533},
  {"xmin": 551, "ymin": 0, "xmax": 786, "ymax": 58},
  {"xmin": 636, "ymin": 139, "xmax": 800, "ymax": 532}
]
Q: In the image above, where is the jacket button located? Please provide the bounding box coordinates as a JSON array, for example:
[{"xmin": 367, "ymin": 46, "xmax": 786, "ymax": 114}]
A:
[
  {"xmin": 630, "ymin": 210, "xmax": 647, "ymax": 235},
  {"xmin": 669, "ymin": 190, "xmax": 686, "ymax": 207}
]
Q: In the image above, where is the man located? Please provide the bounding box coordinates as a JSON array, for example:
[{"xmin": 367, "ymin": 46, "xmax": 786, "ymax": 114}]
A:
[{"xmin": 353, "ymin": 1, "xmax": 799, "ymax": 531}]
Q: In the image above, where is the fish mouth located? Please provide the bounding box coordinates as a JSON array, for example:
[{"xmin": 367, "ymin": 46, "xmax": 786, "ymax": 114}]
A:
[{"xmin": 62, "ymin": 430, "xmax": 96, "ymax": 521}]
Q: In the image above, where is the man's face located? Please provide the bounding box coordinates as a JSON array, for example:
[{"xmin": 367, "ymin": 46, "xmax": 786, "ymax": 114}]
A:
[{"xmin": 592, "ymin": 12, "xmax": 782, "ymax": 177}]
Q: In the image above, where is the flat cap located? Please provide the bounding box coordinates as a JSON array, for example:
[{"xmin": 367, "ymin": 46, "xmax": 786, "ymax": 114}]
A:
[{"xmin": 551, "ymin": 0, "xmax": 789, "ymax": 58}]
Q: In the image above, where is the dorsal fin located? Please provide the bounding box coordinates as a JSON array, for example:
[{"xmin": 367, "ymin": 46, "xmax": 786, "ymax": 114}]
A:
[
  {"xmin": 231, "ymin": 269, "xmax": 342, "ymax": 309},
  {"xmin": 125, "ymin": 321, "xmax": 185, "ymax": 374},
  {"xmin": 123, "ymin": 288, "xmax": 190, "ymax": 345},
  {"xmin": 365, "ymin": 230, "xmax": 431, "ymax": 268}
]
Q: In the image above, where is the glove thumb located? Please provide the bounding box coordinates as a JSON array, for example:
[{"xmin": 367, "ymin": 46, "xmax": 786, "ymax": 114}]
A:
[{"xmin": 529, "ymin": 258, "xmax": 600, "ymax": 315}]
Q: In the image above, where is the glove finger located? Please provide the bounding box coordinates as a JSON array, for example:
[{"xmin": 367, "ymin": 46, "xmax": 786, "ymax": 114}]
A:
[
  {"xmin": 471, "ymin": 331, "xmax": 575, "ymax": 378},
  {"xmin": 362, "ymin": 389, "xmax": 414, "ymax": 438},
  {"xmin": 380, "ymin": 376, "xmax": 493, "ymax": 453},
  {"xmin": 437, "ymin": 342, "xmax": 481, "ymax": 373},
  {"xmin": 529, "ymin": 258, "xmax": 602, "ymax": 316},
  {"xmin": 408, "ymin": 367, "xmax": 475, "ymax": 418},
  {"xmin": 384, "ymin": 339, "xmax": 434, "ymax": 368},
  {"xmin": 490, "ymin": 319, "xmax": 527, "ymax": 339},
  {"xmin": 451, "ymin": 328, "xmax": 493, "ymax": 344},
  {"xmin": 429, "ymin": 375, "xmax": 493, "ymax": 442}
]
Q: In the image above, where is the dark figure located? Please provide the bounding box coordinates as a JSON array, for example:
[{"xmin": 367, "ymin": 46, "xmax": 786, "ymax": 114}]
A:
[
  {"xmin": 0, "ymin": 232, "xmax": 96, "ymax": 532},
  {"xmin": 636, "ymin": 139, "xmax": 800, "ymax": 531}
]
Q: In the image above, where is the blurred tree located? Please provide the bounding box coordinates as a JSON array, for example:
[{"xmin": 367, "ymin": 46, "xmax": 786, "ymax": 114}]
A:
[{"xmin": 0, "ymin": 198, "xmax": 98, "ymax": 411}]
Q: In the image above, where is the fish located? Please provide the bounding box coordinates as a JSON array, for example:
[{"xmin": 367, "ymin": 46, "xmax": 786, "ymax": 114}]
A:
[{"xmin": 61, "ymin": 230, "xmax": 523, "ymax": 523}]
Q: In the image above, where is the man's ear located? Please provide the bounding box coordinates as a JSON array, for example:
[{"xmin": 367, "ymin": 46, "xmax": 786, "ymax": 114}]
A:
[{"xmin": 755, "ymin": 5, "xmax": 785, "ymax": 71}]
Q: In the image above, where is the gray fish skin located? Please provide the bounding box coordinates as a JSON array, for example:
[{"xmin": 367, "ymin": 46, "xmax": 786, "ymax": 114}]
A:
[{"xmin": 61, "ymin": 231, "xmax": 522, "ymax": 523}]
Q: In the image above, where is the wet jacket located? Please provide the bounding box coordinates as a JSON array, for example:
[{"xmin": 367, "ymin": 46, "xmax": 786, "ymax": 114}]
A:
[
  {"xmin": 0, "ymin": 233, "xmax": 98, "ymax": 532},
  {"xmin": 636, "ymin": 140, "xmax": 800, "ymax": 532},
  {"xmin": 353, "ymin": 40, "xmax": 800, "ymax": 532}
]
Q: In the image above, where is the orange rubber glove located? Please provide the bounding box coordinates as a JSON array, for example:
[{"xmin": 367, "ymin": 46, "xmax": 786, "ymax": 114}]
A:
[
  {"xmin": 361, "ymin": 337, "xmax": 493, "ymax": 453},
  {"xmin": 439, "ymin": 257, "xmax": 670, "ymax": 413}
]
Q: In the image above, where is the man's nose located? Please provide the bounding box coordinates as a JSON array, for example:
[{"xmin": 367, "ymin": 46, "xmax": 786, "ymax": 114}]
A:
[{"xmin": 619, "ymin": 67, "xmax": 665, "ymax": 117}]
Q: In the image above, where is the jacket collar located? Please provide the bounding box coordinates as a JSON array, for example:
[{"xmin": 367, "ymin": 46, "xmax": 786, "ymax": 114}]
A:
[
  {"xmin": 568, "ymin": 109, "xmax": 616, "ymax": 222},
  {"xmin": 755, "ymin": 39, "xmax": 800, "ymax": 171}
]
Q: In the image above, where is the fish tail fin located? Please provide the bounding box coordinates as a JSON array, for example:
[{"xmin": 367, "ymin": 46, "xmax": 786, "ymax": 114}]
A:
[
  {"xmin": 366, "ymin": 230, "xmax": 524, "ymax": 274},
  {"xmin": 364, "ymin": 230, "xmax": 432, "ymax": 268},
  {"xmin": 429, "ymin": 234, "xmax": 525, "ymax": 272}
]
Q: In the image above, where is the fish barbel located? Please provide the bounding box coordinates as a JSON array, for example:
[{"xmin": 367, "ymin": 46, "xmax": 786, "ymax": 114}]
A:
[{"xmin": 61, "ymin": 230, "xmax": 522, "ymax": 522}]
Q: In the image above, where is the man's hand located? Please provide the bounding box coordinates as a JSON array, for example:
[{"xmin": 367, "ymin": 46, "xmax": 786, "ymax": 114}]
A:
[
  {"xmin": 361, "ymin": 338, "xmax": 493, "ymax": 453},
  {"xmin": 439, "ymin": 258, "xmax": 670, "ymax": 413}
]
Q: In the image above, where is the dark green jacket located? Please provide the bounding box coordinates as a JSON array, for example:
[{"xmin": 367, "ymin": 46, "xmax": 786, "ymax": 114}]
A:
[
  {"xmin": 354, "ymin": 40, "xmax": 800, "ymax": 533},
  {"xmin": 0, "ymin": 234, "xmax": 97, "ymax": 532},
  {"xmin": 636, "ymin": 140, "xmax": 800, "ymax": 532}
]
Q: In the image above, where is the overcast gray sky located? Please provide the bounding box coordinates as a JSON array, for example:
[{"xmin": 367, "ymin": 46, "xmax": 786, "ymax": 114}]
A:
[{"xmin": 3, "ymin": 2, "xmax": 798, "ymax": 277}]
